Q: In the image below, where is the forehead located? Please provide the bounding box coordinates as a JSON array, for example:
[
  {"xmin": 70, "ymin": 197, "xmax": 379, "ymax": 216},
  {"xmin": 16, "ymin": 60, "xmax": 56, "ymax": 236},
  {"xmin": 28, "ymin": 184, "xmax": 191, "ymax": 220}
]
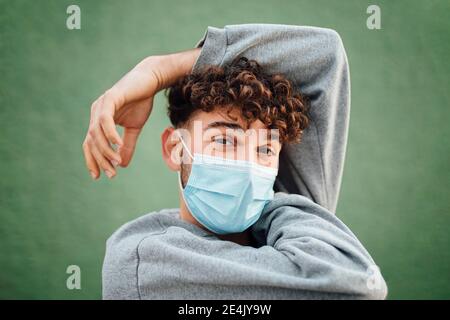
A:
[{"xmin": 186, "ymin": 107, "xmax": 268, "ymax": 131}]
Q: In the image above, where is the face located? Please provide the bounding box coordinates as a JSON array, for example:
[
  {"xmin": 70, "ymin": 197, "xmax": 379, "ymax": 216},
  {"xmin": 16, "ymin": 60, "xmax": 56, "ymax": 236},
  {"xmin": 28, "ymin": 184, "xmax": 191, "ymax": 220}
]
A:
[{"xmin": 161, "ymin": 106, "xmax": 282, "ymax": 187}]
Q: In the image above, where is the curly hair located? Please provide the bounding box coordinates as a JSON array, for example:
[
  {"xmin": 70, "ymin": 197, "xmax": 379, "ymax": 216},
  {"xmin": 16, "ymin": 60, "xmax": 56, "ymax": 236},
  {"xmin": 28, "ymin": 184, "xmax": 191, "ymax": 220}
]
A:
[{"xmin": 165, "ymin": 56, "xmax": 309, "ymax": 144}]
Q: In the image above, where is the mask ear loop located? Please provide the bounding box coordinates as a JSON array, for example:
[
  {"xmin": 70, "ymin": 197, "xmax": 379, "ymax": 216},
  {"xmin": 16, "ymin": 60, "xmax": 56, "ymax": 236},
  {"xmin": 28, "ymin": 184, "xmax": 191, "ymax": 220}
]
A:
[
  {"xmin": 175, "ymin": 131, "xmax": 196, "ymax": 223},
  {"xmin": 175, "ymin": 129, "xmax": 194, "ymax": 192},
  {"xmin": 175, "ymin": 130, "xmax": 194, "ymax": 160}
]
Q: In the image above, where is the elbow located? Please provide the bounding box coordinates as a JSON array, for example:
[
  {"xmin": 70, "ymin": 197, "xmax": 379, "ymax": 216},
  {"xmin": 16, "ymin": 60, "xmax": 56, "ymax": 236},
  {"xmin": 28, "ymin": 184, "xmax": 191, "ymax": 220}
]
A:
[
  {"xmin": 320, "ymin": 28, "xmax": 348, "ymax": 67},
  {"xmin": 322, "ymin": 28, "xmax": 345, "ymax": 53}
]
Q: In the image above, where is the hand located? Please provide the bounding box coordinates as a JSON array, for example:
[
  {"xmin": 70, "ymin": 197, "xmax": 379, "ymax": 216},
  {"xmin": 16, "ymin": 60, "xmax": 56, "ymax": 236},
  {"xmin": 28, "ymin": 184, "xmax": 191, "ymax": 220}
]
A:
[
  {"xmin": 82, "ymin": 48, "xmax": 201, "ymax": 179},
  {"xmin": 82, "ymin": 57, "xmax": 159, "ymax": 179}
]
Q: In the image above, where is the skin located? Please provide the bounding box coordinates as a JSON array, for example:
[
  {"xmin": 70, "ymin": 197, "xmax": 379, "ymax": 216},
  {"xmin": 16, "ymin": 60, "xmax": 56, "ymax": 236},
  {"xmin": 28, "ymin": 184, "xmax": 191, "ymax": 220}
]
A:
[{"xmin": 161, "ymin": 107, "xmax": 281, "ymax": 245}]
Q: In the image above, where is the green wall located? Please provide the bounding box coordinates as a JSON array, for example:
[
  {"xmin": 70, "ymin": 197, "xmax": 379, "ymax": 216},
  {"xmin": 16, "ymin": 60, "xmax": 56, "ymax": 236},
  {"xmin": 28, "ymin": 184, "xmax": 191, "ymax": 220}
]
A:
[{"xmin": 0, "ymin": 0, "xmax": 449, "ymax": 299}]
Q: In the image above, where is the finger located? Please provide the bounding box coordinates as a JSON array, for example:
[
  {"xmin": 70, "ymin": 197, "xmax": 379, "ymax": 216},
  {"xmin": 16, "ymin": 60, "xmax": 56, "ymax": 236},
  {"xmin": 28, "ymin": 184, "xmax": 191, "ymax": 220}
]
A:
[
  {"xmin": 99, "ymin": 89, "xmax": 123, "ymax": 146},
  {"xmin": 82, "ymin": 141, "xmax": 100, "ymax": 179},
  {"xmin": 99, "ymin": 110, "xmax": 123, "ymax": 147},
  {"xmin": 89, "ymin": 141, "xmax": 117, "ymax": 179},
  {"xmin": 118, "ymin": 127, "xmax": 142, "ymax": 167},
  {"xmin": 92, "ymin": 123, "xmax": 122, "ymax": 165},
  {"xmin": 89, "ymin": 98, "xmax": 101, "ymax": 127}
]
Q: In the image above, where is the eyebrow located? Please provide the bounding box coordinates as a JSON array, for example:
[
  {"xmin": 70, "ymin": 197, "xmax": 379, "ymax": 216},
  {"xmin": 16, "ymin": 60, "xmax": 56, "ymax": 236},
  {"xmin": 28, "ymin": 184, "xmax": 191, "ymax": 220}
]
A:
[
  {"xmin": 205, "ymin": 121, "xmax": 280, "ymax": 143},
  {"xmin": 206, "ymin": 121, "xmax": 244, "ymax": 131}
]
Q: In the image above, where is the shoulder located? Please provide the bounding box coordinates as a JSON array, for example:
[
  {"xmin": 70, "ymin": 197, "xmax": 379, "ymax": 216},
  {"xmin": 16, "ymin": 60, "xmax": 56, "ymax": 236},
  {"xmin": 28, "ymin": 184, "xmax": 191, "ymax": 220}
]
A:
[{"xmin": 106, "ymin": 208, "xmax": 178, "ymax": 247}]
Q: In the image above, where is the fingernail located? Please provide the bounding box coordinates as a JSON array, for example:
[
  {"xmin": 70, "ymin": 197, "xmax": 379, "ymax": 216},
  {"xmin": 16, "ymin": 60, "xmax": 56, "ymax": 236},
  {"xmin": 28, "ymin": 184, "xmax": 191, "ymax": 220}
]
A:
[
  {"xmin": 105, "ymin": 170, "xmax": 114, "ymax": 179},
  {"xmin": 111, "ymin": 160, "xmax": 119, "ymax": 167},
  {"xmin": 90, "ymin": 171, "xmax": 97, "ymax": 180}
]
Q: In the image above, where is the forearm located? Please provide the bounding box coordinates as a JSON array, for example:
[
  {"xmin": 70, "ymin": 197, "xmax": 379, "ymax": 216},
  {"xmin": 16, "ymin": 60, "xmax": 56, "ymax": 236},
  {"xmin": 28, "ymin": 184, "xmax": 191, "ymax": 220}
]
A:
[{"xmin": 138, "ymin": 47, "xmax": 201, "ymax": 93}]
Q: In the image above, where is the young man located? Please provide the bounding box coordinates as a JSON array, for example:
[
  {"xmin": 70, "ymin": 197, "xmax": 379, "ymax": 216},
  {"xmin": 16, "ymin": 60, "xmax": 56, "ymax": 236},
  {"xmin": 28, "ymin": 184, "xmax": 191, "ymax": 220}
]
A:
[
  {"xmin": 84, "ymin": 24, "xmax": 387, "ymax": 299},
  {"xmin": 162, "ymin": 56, "xmax": 309, "ymax": 246}
]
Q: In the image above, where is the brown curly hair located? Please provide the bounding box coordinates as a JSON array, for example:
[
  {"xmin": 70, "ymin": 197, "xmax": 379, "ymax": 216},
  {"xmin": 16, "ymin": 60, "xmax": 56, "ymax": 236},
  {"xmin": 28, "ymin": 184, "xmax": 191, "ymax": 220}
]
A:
[{"xmin": 165, "ymin": 56, "xmax": 309, "ymax": 144}]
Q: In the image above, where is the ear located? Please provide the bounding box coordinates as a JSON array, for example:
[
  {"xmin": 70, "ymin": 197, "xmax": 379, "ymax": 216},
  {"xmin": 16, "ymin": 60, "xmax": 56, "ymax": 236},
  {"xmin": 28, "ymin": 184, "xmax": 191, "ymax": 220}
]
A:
[{"xmin": 161, "ymin": 127, "xmax": 182, "ymax": 171}]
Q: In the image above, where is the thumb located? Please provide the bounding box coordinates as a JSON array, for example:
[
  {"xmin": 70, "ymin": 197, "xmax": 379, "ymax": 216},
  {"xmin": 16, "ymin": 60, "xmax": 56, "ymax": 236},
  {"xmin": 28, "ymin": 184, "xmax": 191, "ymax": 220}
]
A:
[{"xmin": 118, "ymin": 127, "xmax": 142, "ymax": 167}]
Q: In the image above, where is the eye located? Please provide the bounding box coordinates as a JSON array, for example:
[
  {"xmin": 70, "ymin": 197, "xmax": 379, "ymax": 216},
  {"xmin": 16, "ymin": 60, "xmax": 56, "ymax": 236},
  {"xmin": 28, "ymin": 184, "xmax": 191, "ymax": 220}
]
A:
[
  {"xmin": 213, "ymin": 136, "xmax": 234, "ymax": 146},
  {"xmin": 258, "ymin": 145, "xmax": 275, "ymax": 156}
]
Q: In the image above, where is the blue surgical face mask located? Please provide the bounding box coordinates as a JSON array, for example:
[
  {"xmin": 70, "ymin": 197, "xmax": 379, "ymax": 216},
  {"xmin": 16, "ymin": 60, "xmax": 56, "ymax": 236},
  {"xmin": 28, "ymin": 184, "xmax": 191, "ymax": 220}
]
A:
[{"xmin": 177, "ymin": 132, "xmax": 278, "ymax": 235}]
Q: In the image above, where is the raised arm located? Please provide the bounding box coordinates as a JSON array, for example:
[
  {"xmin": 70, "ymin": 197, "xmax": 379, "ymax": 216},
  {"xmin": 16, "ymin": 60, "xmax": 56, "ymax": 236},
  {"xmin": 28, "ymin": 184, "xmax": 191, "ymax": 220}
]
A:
[
  {"xmin": 82, "ymin": 48, "xmax": 200, "ymax": 179},
  {"xmin": 84, "ymin": 23, "xmax": 350, "ymax": 214},
  {"xmin": 191, "ymin": 24, "xmax": 351, "ymax": 213}
]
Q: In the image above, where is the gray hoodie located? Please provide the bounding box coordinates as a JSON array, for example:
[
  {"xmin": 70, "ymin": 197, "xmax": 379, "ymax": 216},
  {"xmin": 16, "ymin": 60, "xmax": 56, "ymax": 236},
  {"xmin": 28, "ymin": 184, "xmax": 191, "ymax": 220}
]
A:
[{"xmin": 102, "ymin": 24, "xmax": 388, "ymax": 299}]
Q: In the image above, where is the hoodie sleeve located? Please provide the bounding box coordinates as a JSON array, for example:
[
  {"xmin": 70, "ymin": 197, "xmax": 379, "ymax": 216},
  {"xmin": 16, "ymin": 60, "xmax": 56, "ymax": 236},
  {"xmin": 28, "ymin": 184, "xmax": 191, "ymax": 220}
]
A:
[
  {"xmin": 111, "ymin": 195, "xmax": 387, "ymax": 299},
  {"xmin": 191, "ymin": 24, "xmax": 351, "ymax": 213},
  {"xmin": 248, "ymin": 192, "xmax": 388, "ymax": 299}
]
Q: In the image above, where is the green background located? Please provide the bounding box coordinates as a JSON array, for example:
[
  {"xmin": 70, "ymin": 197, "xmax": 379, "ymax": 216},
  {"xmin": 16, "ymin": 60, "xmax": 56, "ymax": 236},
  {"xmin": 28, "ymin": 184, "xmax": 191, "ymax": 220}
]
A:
[{"xmin": 0, "ymin": 0, "xmax": 449, "ymax": 299}]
